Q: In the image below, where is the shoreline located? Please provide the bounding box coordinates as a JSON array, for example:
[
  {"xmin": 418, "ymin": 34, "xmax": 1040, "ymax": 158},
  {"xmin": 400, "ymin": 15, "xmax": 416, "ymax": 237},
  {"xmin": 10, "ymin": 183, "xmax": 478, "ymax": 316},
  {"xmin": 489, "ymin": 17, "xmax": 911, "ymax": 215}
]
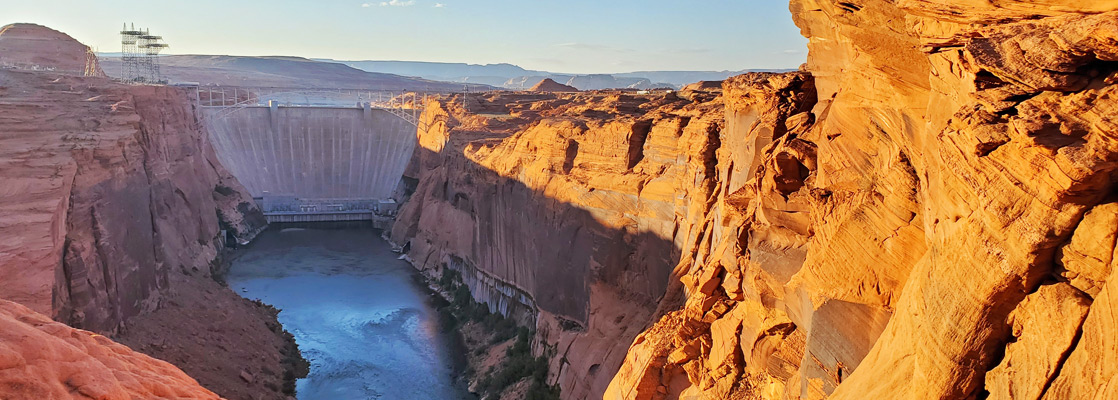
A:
[
  {"xmin": 385, "ymin": 233, "xmax": 560, "ymax": 400},
  {"xmin": 222, "ymin": 225, "xmax": 471, "ymax": 399},
  {"xmin": 112, "ymin": 232, "xmax": 309, "ymax": 400}
]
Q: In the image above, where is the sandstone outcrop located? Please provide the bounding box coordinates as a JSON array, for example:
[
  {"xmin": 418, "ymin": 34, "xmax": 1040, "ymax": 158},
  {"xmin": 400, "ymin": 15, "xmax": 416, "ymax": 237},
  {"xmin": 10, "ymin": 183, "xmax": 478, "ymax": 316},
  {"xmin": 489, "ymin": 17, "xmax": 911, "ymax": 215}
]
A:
[
  {"xmin": 0, "ymin": 23, "xmax": 102, "ymax": 76},
  {"xmin": 0, "ymin": 24, "xmax": 289, "ymax": 400},
  {"xmin": 391, "ymin": 89, "xmax": 727, "ymax": 398},
  {"xmin": 0, "ymin": 298, "xmax": 222, "ymax": 400},
  {"xmin": 604, "ymin": 1, "xmax": 1118, "ymax": 399},
  {"xmin": 529, "ymin": 78, "xmax": 579, "ymax": 92},
  {"xmin": 394, "ymin": 2, "xmax": 1118, "ymax": 399}
]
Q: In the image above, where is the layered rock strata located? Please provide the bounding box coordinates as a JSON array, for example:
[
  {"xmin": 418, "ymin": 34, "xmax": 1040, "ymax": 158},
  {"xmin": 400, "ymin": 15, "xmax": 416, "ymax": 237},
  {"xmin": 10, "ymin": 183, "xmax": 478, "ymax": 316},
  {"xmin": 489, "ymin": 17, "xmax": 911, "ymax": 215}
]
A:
[
  {"xmin": 394, "ymin": 2, "xmax": 1118, "ymax": 399},
  {"xmin": 0, "ymin": 68, "xmax": 264, "ymax": 334},
  {"xmin": 0, "ymin": 24, "xmax": 284, "ymax": 400},
  {"xmin": 391, "ymin": 86, "xmax": 734, "ymax": 398},
  {"xmin": 606, "ymin": 1, "xmax": 1118, "ymax": 399}
]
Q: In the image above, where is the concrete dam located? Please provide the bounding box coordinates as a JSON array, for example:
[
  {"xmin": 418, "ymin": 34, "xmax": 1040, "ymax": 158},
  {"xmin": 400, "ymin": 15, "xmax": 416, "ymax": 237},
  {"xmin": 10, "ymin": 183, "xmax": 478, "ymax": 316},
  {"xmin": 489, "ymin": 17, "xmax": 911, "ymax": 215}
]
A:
[{"xmin": 203, "ymin": 102, "xmax": 418, "ymax": 223}]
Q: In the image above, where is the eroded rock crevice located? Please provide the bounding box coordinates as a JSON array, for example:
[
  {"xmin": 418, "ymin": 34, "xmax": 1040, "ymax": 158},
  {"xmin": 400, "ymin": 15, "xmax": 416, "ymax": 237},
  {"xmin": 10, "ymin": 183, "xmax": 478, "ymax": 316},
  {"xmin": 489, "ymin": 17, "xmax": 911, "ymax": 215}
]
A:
[{"xmin": 601, "ymin": 3, "xmax": 1118, "ymax": 400}]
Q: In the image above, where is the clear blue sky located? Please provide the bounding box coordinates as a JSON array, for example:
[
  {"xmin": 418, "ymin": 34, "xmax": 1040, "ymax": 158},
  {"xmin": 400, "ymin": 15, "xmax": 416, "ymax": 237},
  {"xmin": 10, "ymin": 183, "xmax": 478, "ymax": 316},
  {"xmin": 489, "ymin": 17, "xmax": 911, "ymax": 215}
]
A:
[{"xmin": 1, "ymin": 0, "xmax": 806, "ymax": 74}]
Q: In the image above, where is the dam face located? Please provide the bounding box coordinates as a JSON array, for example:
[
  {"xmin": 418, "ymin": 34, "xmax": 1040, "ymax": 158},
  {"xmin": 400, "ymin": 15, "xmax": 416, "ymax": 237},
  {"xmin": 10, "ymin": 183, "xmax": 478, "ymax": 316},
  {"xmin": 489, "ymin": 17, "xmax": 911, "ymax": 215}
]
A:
[{"xmin": 203, "ymin": 105, "xmax": 417, "ymax": 206}]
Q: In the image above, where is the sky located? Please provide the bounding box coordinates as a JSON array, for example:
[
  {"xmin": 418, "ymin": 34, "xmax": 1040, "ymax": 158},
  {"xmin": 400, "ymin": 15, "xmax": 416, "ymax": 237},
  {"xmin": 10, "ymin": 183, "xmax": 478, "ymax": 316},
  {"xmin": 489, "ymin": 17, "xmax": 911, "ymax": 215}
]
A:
[{"xmin": 0, "ymin": 0, "xmax": 807, "ymax": 74}]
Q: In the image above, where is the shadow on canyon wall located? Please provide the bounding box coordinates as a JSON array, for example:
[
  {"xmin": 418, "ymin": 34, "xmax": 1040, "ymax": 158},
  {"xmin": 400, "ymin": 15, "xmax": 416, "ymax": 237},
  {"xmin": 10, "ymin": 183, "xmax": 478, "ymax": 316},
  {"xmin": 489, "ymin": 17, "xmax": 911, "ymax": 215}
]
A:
[
  {"xmin": 395, "ymin": 145, "xmax": 684, "ymax": 328},
  {"xmin": 388, "ymin": 92, "xmax": 725, "ymax": 398}
]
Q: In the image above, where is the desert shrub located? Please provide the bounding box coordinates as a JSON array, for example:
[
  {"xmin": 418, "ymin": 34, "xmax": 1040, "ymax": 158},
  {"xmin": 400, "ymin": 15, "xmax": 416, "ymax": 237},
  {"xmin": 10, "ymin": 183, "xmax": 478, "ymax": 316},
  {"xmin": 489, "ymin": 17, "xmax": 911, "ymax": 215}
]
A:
[
  {"xmin": 478, "ymin": 329, "xmax": 557, "ymax": 396},
  {"xmin": 434, "ymin": 266, "xmax": 560, "ymax": 400},
  {"xmin": 439, "ymin": 268, "xmax": 462, "ymax": 288},
  {"xmin": 437, "ymin": 308, "xmax": 458, "ymax": 332},
  {"xmin": 470, "ymin": 302, "xmax": 491, "ymax": 321},
  {"xmin": 525, "ymin": 382, "xmax": 561, "ymax": 400}
]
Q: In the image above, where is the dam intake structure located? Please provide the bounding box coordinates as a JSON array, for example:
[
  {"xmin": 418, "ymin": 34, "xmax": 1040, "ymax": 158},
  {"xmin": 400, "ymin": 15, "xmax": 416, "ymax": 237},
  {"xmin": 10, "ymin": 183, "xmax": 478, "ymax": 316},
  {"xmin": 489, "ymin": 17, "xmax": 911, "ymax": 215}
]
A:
[{"xmin": 200, "ymin": 87, "xmax": 425, "ymax": 224}]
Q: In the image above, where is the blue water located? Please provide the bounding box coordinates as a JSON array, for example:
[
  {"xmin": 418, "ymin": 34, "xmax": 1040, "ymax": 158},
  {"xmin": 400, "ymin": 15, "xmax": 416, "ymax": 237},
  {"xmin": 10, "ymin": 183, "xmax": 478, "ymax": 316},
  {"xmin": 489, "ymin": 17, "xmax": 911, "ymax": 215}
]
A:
[{"xmin": 225, "ymin": 228, "xmax": 469, "ymax": 400}]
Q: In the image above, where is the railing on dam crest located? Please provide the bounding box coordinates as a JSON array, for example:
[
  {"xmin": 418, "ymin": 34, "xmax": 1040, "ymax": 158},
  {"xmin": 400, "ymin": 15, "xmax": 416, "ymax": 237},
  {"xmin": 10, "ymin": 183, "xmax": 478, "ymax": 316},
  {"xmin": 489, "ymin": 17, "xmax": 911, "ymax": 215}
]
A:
[{"xmin": 196, "ymin": 86, "xmax": 429, "ymax": 127}]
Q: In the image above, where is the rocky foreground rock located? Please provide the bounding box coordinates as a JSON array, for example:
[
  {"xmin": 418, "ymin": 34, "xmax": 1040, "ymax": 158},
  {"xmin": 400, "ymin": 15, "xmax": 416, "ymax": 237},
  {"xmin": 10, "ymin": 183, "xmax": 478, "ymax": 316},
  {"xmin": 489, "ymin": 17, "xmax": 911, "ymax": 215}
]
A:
[
  {"xmin": 393, "ymin": 1, "xmax": 1118, "ymax": 399},
  {"xmin": 0, "ymin": 299, "xmax": 221, "ymax": 399}
]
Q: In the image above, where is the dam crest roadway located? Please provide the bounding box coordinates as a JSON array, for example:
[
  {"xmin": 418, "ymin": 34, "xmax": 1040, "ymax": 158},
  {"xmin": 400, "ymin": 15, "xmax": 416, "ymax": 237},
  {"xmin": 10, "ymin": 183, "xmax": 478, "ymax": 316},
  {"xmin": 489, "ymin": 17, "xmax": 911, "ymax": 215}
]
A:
[{"xmin": 198, "ymin": 86, "xmax": 428, "ymax": 224}]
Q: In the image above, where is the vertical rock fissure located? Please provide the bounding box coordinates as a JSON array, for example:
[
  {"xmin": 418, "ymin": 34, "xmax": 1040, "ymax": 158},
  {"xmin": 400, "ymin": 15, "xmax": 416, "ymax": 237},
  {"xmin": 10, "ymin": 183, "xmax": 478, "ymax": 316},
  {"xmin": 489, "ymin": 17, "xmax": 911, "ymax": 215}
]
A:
[
  {"xmin": 626, "ymin": 120, "xmax": 652, "ymax": 169},
  {"xmin": 89, "ymin": 207, "xmax": 120, "ymax": 331},
  {"xmin": 1037, "ymin": 317, "xmax": 1087, "ymax": 399}
]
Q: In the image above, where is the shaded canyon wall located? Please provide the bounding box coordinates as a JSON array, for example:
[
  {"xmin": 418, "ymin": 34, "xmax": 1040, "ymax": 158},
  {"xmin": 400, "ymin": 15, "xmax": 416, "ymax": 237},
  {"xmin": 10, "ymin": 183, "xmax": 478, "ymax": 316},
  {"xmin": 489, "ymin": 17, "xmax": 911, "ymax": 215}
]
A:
[
  {"xmin": 0, "ymin": 69, "xmax": 265, "ymax": 335},
  {"xmin": 0, "ymin": 23, "xmax": 279, "ymax": 400},
  {"xmin": 389, "ymin": 87, "xmax": 745, "ymax": 399}
]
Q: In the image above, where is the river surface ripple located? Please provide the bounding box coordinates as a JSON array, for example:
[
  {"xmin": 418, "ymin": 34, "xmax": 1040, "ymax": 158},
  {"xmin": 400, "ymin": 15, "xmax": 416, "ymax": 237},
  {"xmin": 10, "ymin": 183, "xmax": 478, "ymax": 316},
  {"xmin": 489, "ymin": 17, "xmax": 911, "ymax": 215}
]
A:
[{"xmin": 226, "ymin": 228, "xmax": 470, "ymax": 400}]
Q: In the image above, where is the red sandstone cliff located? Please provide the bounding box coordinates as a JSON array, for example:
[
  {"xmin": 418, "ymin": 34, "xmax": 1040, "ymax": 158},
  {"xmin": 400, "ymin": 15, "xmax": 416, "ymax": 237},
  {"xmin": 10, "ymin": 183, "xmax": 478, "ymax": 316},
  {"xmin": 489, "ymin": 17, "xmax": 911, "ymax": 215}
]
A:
[
  {"xmin": 0, "ymin": 68, "xmax": 265, "ymax": 334},
  {"xmin": 0, "ymin": 23, "xmax": 102, "ymax": 76},
  {"xmin": 0, "ymin": 23, "xmax": 264, "ymax": 334},
  {"xmin": 393, "ymin": 2, "xmax": 1118, "ymax": 399},
  {"xmin": 391, "ymin": 84, "xmax": 735, "ymax": 398},
  {"xmin": 0, "ymin": 24, "xmax": 295, "ymax": 400},
  {"xmin": 605, "ymin": 1, "xmax": 1118, "ymax": 399}
]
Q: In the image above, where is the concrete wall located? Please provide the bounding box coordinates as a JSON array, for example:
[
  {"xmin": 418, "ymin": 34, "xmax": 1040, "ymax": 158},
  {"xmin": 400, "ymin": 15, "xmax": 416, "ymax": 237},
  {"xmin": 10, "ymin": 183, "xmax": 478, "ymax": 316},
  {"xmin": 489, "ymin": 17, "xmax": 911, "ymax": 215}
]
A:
[{"xmin": 203, "ymin": 106, "xmax": 416, "ymax": 199}]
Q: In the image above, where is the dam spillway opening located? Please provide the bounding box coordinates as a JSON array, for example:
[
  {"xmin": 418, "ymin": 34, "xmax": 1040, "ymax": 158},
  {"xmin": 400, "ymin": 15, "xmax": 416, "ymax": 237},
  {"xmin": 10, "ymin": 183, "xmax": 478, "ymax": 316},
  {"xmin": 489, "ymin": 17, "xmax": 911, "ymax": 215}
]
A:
[{"xmin": 200, "ymin": 88, "xmax": 423, "ymax": 226}]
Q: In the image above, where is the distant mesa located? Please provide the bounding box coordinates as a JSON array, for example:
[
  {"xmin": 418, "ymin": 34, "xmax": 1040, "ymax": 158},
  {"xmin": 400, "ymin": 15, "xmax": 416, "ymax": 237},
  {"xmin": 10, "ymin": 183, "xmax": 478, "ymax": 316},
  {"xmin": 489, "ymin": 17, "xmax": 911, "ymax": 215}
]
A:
[
  {"xmin": 97, "ymin": 54, "xmax": 490, "ymax": 91},
  {"xmin": 678, "ymin": 80, "xmax": 725, "ymax": 101},
  {"xmin": 0, "ymin": 23, "xmax": 103, "ymax": 76},
  {"xmin": 529, "ymin": 78, "xmax": 578, "ymax": 92},
  {"xmin": 680, "ymin": 80, "xmax": 723, "ymax": 91},
  {"xmin": 331, "ymin": 59, "xmax": 793, "ymax": 90}
]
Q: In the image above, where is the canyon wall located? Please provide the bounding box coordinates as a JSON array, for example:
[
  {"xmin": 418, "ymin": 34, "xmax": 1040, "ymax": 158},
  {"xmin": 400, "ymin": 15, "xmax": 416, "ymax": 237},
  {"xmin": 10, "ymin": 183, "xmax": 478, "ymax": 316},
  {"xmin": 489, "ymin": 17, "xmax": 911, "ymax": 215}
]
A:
[
  {"xmin": 605, "ymin": 1, "xmax": 1118, "ymax": 399},
  {"xmin": 0, "ymin": 68, "xmax": 264, "ymax": 334},
  {"xmin": 393, "ymin": 2, "xmax": 1118, "ymax": 399},
  {"xmin": 390, "ymin": 88, "xmax": 732, "ymax": 398},
  {"xmin": 0, "ymin": 23, "xmax": 284, "ymax": 399}
]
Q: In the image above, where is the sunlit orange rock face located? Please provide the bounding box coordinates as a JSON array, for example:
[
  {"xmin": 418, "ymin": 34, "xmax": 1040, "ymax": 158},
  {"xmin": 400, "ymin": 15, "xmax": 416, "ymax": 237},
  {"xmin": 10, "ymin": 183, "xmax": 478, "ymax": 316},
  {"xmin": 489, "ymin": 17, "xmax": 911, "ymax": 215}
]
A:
[
  {"xmin": 394, "ymin": 1, "xmax": 1118, "ymax": 399},
  {"xmin": 0, "ymin": 299, "xmax": 223, "ymax": 400},
  {"xmin": 391, "ymin": 86, "xmax": 737, "ymax": 398},
  {"xmin": 604, "ymin": 1, "xmax": 1118, "ymax": 399}
]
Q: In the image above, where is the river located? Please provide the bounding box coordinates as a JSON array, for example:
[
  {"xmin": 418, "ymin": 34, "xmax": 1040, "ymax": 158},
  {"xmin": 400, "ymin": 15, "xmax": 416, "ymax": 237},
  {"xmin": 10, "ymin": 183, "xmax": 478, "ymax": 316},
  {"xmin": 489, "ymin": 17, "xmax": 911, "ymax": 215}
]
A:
[{"xmin": 225, "ymin": 227, "xmax": 471, "ymax": 400}]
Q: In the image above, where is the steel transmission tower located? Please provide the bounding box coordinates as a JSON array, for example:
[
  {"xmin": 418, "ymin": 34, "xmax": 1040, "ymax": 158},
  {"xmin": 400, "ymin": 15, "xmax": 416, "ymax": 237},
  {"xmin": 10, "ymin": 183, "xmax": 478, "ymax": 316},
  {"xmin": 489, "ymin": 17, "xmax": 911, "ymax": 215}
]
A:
[{"xmin": 120, "ymin": 23, "xmax": 168, "ymax": 83}]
